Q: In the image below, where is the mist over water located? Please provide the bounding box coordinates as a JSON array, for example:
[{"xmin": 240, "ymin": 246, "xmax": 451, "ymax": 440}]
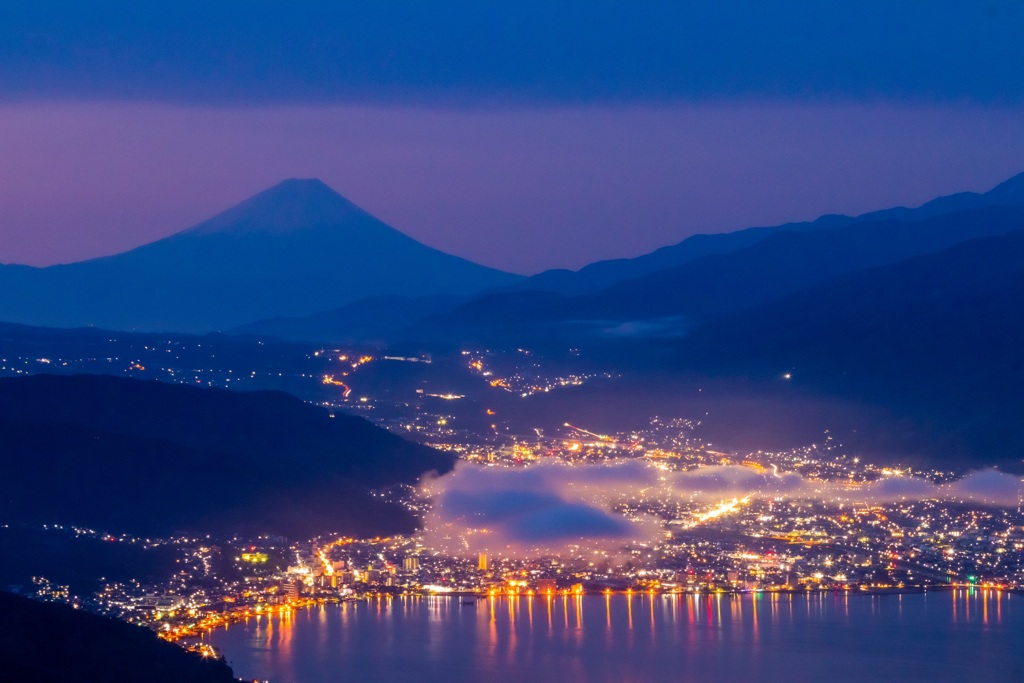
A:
[{"xmin": 208, "ymin": 590, "xmax": 1023, "ymax": 683}]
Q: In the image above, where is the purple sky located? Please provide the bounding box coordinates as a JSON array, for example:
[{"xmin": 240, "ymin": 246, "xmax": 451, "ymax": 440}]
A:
[
  {"xmin": 3, "ymin": 4, "xmax": 1024, "ymax": 274},
  {"xmin": 2, "ymin": 101, "xmax": 1022, "ymax": 274}
]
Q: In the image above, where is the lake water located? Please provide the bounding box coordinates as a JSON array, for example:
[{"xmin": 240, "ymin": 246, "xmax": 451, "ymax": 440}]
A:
[{"xmin": 207, "ymin": 590, "xmax": 1023, "ymax": 683}]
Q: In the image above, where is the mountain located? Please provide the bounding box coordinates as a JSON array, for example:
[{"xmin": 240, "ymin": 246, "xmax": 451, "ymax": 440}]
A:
[
  {"xmin": 0, "ymin": 592, "xmax": 237, "ymax": 683},
  {"xmin": 686, "ymin": 228, "xmax": 1024, "ymax": 397},
  {"xmin": 241, "ymin": 171, "xmax": 1024, "ymax": 346},
  {"xmin": 0, "ymin": 179, "xmax": 521, "ymax": 332},
  {"xmin": 676, "ymin": 229, "xmax": 1024, "ymax": 468},
  {"xmin": 582, "ymin": 205, "xmax": 1024, "ymax": 321},
  {"xmin": 519, "ymin": 170, "xmax": 1024, "ymax": 296},
  {"xmin": 0, "ymin": 524, "xmax": 182, "ymax": 597},
  {"xmin": 0, "ymin": 374, "xmax": 455, "ymax": 537},
  {"xmin": 400, "ymin": 205, "xmax": 1024, "ymax": 345}
]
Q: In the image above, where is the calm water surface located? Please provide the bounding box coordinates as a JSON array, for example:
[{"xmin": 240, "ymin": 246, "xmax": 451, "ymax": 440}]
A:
[{"xmin": 207, "ymin": 590, "xmax": 1022, "ymax": 683}]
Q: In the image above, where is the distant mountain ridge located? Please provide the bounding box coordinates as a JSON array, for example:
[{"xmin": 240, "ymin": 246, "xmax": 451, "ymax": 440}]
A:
[
  {"xmin": 520, "ymin": 171, "xmax": 1024, "ymax": 296},
  {"xmin": 245, "ymin": 170, "xmax": 1024, "ymax": 345},
  {"xmin": 388, "ymin": 204, "xmax": 1024, "ymax": 346},
  {"xmin": 581, "ymin": 205, "xmax": 1024, "ymax": 320},
  {"xmin": 0, "ymin": 179, "xmax": 521, "ymax": 332}
]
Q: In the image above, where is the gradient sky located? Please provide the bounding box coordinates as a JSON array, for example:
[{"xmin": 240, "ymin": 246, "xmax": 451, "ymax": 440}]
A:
[{"xmin": 2, "ymin": 2, "xmax": 1023, "ymax": 274}]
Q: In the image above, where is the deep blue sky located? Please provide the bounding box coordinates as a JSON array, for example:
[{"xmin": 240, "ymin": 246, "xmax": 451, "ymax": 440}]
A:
[
  {"xmin": 1, "ymin": 1, "xmax": 1023, "ymax": 273},
  {"xmin": 4, "ymin": 1, "xmax": 1023, "ymax": 104}
]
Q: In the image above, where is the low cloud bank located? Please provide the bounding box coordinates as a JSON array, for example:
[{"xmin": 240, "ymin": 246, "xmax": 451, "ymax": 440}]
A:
[
  {"xmin": 419, "ymin": 460, "xmax": 1024, "ymax": 557},
  {"xmin": 419, "ymin": 463, "xmax": 663, "ymax": 557}
]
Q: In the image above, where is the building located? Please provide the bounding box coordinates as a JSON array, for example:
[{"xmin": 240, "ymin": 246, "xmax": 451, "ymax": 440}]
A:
[{"xmin": 283, "ymin": 580, "xmax": 301, "ymax": 601}]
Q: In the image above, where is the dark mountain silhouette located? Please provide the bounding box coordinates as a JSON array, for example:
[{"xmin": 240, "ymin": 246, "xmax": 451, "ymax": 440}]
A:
[
  {"xmin": 584, "ymin": 205, "xmax": 1024, "ymax": 320},
  {"xmin": 0, "ymin": 374, "xmax": 454, "ymax": 537},
  {"xmin": 520, "ymin": 171, "xmax": 1024, "ymax": 296},
  {"xmin": 0, "ymin": 592, "xmax": 237, "ymax": 683},
  {"xmin": 0, "ymin": 525, "xmax": 182, "ymax": 596},
  {"xmin": 242, "ymin": 171, "xmax": 1024, "ymax": 346},
  {"xmin": 400, "ymin": 205, "xmax": 1024, "ymax": 345},
  {"xmin": 0, "ymin": 179, "xmax": 520, "ymax": 333},
  {"xmin": 675, "ymin": 229, "xmax": 1024, "ymax": 468}
]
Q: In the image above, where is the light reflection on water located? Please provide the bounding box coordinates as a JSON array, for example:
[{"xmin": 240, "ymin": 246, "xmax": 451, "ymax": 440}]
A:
[{"xmin": 208, "ymin": 590, "xmax": 1023, "ymax": 683}]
